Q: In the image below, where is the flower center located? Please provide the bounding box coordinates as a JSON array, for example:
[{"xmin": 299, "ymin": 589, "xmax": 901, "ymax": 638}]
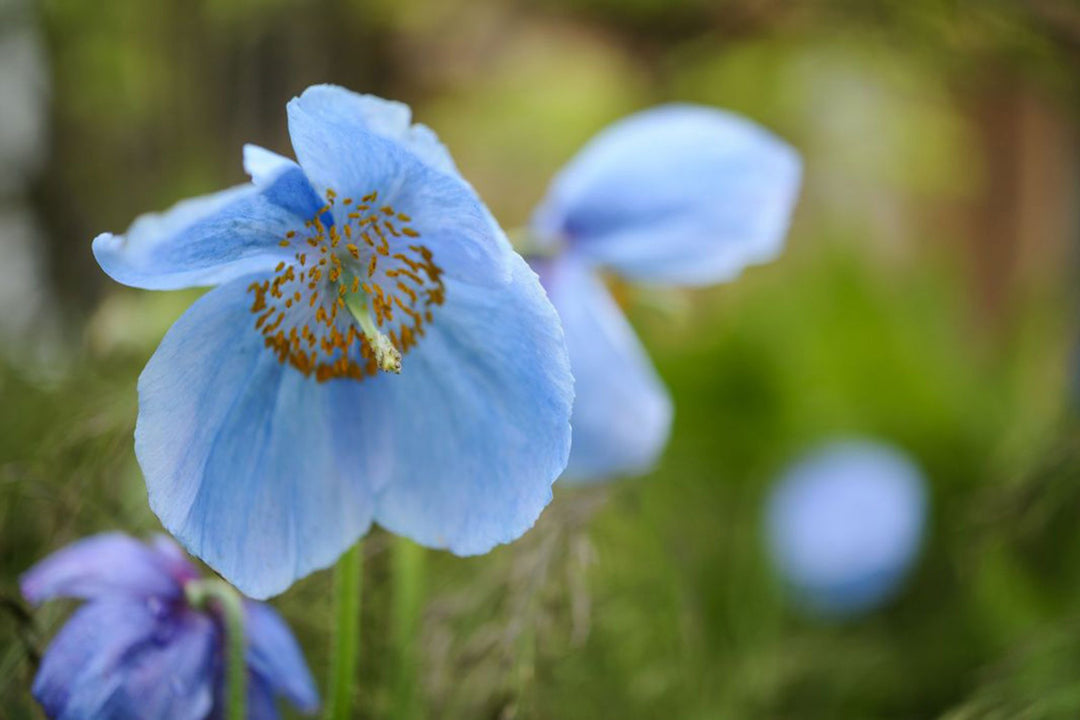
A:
[{"xmin": 248, "ymin": 188, "xmax": 445, "ymax": 382}]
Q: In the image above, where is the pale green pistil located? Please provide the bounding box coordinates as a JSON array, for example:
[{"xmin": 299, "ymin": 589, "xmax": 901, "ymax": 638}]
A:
[{"xmin": 344, "ymin": 279, "xmax": 402, "ymax": 374}]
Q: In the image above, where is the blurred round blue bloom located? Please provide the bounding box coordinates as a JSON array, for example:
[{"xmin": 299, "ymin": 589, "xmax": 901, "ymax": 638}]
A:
[
  {"xmin": 20, "ymin": 533, "xmax": 319, "ymax": 720},
  {"xmin": 92, "ymin": 85, "xmax": 574, "ymax": 599},
  {"xmin": 765, "ymin": 440, "xmax": 929, "ymax": 616},
  {"xmin": 530, "ymin": 104, "xmax": 802, "ymax": 482}
]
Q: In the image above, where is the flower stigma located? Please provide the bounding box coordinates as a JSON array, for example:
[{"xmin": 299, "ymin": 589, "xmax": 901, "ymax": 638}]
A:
[
  {"xmin": 343, "ymin": 281, "xmax": 402, "ymax": 374},
  {"xmin": 248, "ymin": 188, "xmax": 445, "ymax": 382}
]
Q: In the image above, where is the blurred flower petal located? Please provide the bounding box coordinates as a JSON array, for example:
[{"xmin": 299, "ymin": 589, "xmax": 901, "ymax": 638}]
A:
[
  {"xmin": 25, "ymin": 533, "xmax": 319, "ymax": 719},
  {"xmin": 242, "ymin": 673, "xmax": 283, "ymax": 720},
  {"xmin": 532, "ymin": 104, "xmax": 801, "ymax": 285},
  {"xmin": 21, "ymin": 532, "xmax": 181, "ymax": 604},
  {"xmin": 765, "ymin": 439, "xmax": 928, "ymax": 616},
  {"xmin": 536, "ymin": 257, "xmax": 671, "ymax": 481},
  {"xmin": 148, "ymin": 534, "xmax": 203, "ymax": 586},
  {"xmin": 244, "ymin": 601, "xmax": 320, "ymax": 712},
  {"xmin": 33, "ymin": 598, "xmax": 216, "ymax": 720}
]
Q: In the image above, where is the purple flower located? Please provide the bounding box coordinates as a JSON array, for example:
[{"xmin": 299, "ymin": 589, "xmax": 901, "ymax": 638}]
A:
[{"xmin": 20, "ymin": 533, "xmax": 319, "ymax": 719}]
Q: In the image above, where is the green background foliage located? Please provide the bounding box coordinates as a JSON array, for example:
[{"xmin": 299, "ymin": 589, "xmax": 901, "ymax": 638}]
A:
[{"xmin": 2, "ymin": 0, "xmax": 1079, "ymax": 717}]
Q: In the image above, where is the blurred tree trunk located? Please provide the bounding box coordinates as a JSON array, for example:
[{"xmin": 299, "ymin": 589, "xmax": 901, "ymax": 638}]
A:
[{"xmin": 963, "ymin": 79, "xmax": 1077, "ymax": 335}]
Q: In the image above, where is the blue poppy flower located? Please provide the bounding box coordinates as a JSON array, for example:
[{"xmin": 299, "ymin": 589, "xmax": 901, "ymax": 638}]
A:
[
  {"xmin": 764, "ymin": 439, "xmax": 929, "ymax": 617},
  {"xmin": 20, "ymin": 533, "xmax": 319, "ymax": 719},
  {"xmin": 529, "ymin": 105, "xmax": 802, "ymax": 481},
  {"xmin": 93, "ymin": 85, "xmax": 574, "ymax": 598}
]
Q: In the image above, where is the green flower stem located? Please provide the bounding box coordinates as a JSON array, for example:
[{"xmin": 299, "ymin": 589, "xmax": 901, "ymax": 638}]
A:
[
  {"xmin": 327, "ymin": 542, "xmax": 363, "ymax": 720},
  {"xmin": 185, "ymin": 579, "xmax": 246, "ymax": 720},
  {"xmin": 392, "ymin": 537, "xmax": 426, "ymax": 720}
]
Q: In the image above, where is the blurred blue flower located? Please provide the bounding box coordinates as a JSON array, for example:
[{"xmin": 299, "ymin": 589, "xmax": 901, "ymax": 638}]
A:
[
  {"xmin": 20, "ymin": 533, "xmax": 319, "ymax": 720},
  {"xmin": 529, "ymin": 105, "xmax": 802, "ymax": 481},
  {"xmin": 93, "ymin": 85, "xmax": 573, "ymax": 599},
  {"xmin": 764, "ymin": 439, "xmax": 929, "ymax": 617}
]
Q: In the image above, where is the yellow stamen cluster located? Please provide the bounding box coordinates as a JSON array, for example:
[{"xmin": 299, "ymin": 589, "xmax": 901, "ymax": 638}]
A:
[{"xmin": 249, "ymin": 189, "xmax": 445, "ymax": 382}]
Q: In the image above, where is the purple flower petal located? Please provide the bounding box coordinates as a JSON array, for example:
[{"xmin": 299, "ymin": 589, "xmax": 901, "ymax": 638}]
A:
[
  {"xmin": 21, "ymin": 532, "xmax": 182, "ymax": 604},
  {"xmin": 33, "ymin": 598, "xmax": 216, "ymax": 720},
  {"xmin": 149, "ymin": 534, "xmax": 203, "ymax": 586},
  {"xmin": 245, "ymin": 601, "xmax": 320, "ymax": 713}
]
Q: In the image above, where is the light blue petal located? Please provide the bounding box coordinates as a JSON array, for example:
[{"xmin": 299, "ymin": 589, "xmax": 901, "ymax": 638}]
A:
[
  {"xmin": 286, "ymin": 85, "xmax": 510, "ymax": 287},
  {"xmin": 370, "ymin": 253, "xmax": 573, "ymax": 554},
  {"xmin": 136, "ymin": 277, "xmax": 378, "ymax": 599},
  {"xmin": 244, "ymin": 601, "xmax": 319, "ymax": 712},
  {"xmin": 243, "ymin": 143, "xmax": 325, "ymax": 221},
  {"xmin": 243, "ymin": 144, "xmax": 297, "ymax": 185},
  {"xmin": 532, "ymin": 104, "xmax": 802, "ymax": 285},
  {"xmin": 765, "ymin": 439, "xmax": 929, "ymax": 616},
  {"xmin": 93, "ymin": 182, "xmax": 306, "ymax": 292},
  {"xmin": 33, "ymin": 598, "xmax": 216, "ymax": 720},
  {"xmin": 288, "ymin": 85, "xmax": 460, "ymax": 177},
  {"xmin": 537, "ymin": 257, "xmax": 672, "ymax": 482},
  {"xmin": 21, "ymin": 533, "xmax": 181, "ymax": 604},
  {"xmin": 406, "ymin": 123, "xmax": 462, "ymax": 178}
]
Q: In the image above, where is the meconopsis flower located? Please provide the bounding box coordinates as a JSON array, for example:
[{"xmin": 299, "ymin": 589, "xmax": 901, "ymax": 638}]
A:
[
  {"xmin": 528, "ymin": 105, "xmax": 802, "ymax": 481},
  {"xmin": 20, "ymin": 533, "xmax": 318, "ymax": 719},
  {"xmin": 764, "ymin": 440, "xmax": 929, "ymax": 617},
  {"xmin": 92, "ymin": 85, "xmax": 574, "ymax": 598}
]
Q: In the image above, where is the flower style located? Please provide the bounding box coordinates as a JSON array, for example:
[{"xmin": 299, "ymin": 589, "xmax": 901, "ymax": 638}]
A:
[
  {"xmin": 93, "ymin": 86, "xmax": 574, "ymax": 598},
  {"xmin": 764, "ymin": 440, "xmax": 928, "ymax": 616},
  {"xmin": 529, "ymin": 105, "xmax": 802, "ymax": 481},
  {"xmin": 20, "ymin": 533, "xmax": 319, "ymax": 719}
]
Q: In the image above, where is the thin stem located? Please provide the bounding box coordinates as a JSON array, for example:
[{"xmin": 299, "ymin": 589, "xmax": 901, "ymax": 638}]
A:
[
  {"xmin": 327, "ymin": 542, "xmax": 363, "ymax": 720},
  {"xmin": 391, "ymin": 538, "xmax": 425, "ymax": 720},
  {"xmin": 185, "ymin": 580, "xmax": 246, "ymax": 720}
]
